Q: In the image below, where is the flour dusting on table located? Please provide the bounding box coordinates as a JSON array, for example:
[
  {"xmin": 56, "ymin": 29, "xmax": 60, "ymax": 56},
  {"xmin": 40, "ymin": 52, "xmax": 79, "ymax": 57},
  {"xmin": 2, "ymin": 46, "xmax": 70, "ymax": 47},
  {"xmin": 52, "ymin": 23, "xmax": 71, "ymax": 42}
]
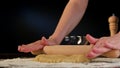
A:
[{"xmin": 0, "ymin": 57, "xmax": 120, "ymax": 68}]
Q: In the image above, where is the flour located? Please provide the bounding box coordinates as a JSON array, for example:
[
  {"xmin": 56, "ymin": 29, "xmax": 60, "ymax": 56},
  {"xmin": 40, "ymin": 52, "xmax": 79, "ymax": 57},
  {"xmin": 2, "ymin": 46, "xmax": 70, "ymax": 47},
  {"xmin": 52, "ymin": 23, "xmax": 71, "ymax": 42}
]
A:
[{"xmin": 0, "ymin": 58, "xmax": 120, "ymax": 68}]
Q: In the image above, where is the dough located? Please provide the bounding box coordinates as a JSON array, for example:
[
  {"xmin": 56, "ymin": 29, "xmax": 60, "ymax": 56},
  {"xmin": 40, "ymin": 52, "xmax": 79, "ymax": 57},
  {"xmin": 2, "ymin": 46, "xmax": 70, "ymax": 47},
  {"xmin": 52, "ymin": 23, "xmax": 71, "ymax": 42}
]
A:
[{"xmin": 33, "ymin": 54, "xmax": 90, "ymax": 63}]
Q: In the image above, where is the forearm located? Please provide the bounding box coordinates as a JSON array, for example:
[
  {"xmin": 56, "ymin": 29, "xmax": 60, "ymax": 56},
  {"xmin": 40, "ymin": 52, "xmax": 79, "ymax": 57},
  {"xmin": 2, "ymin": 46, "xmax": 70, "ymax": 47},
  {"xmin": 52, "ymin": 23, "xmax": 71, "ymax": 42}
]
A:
[{"xmin": 50, "ymin": 0, "xmax": 88, "ymax": 44}]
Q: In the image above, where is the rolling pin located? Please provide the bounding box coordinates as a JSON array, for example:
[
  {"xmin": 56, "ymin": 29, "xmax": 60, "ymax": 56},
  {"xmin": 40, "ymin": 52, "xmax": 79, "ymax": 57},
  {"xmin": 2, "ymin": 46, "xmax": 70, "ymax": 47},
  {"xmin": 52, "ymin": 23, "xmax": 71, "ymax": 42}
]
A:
[
  {"xmin": 31, "ymin": 45, "xmax": 92, "ymax": 55},
  {"xmin": 43, "ymin": 45, "xmax": 92, "ymax": 56},
  {"xmin": 101, "ymin": 14, "xmax": 120, "ymax": 58},
  {"xmin": 31, "ymin": 14, "xmax": 119, "ymax": 58}
]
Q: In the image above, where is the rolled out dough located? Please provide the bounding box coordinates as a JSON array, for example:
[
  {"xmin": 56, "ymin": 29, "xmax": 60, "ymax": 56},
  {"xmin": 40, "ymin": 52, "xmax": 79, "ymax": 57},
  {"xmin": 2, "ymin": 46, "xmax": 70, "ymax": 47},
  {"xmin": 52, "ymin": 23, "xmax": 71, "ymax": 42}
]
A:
[{"xmin": 33, "ymin": 54, "xmax": 90, "ymax": 63}]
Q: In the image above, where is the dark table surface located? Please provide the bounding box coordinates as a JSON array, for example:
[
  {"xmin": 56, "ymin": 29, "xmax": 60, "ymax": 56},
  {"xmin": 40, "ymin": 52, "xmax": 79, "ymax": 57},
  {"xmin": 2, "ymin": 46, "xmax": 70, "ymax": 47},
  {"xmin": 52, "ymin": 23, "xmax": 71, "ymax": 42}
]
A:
[{"xmin": 0, "ymin": 53, "xmax": 35, "ymax": 59}]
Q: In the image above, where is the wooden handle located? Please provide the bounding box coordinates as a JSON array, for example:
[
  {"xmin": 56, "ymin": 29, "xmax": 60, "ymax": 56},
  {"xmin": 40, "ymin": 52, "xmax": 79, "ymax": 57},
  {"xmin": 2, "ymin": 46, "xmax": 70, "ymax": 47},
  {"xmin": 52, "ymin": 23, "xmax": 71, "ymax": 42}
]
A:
[
  {"xmin": 102, "ymin": 14, "xmax": 119, "ymax": 58},
  {"xmin": 108, "ymin": 14, "xmax": 118, "ymax": 36}
]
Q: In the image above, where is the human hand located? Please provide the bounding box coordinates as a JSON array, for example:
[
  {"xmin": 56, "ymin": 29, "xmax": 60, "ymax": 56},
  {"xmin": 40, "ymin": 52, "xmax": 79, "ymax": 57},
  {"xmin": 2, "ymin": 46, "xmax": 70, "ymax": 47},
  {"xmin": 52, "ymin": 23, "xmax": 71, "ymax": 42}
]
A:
[
  {"xmin": 86, "ymin": 33, "xmax": 120, "ymax": 58},
  {"xmin": 18, "ymin": 36, "xmax": 57, "ymax": 53}
]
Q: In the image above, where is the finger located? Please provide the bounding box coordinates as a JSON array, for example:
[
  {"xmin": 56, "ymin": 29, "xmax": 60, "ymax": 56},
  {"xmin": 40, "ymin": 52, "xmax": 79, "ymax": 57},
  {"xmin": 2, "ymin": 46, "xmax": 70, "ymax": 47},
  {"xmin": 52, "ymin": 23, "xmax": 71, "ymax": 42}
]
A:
[
  {"xmin": 18, "ymin": 47, "xmax": 29, "ymax": 53},
  {"xmin": 18, "ymin": 44, "xmax": 25, "ymax": 52},
  {"xmin": 95, "ymin": 47, "xmax": 111, "ymax": 54},
  {"xmin": 86, "ymin": 34, "xmax": 98, "ymax": 44},
  {"xmin": 17, "ymin": 45, "xmax": 32, "ymax": 52},
  {"xmin": 18, "ymin": 46, "xmax": 21, "ymax": 51},
  {"xmin": 104, "ymin": 42, "xmax": 120, "ymax": 50},
  {"xmin": 41, "ymin": 36, "xmax": 48, "ymax": 45},
  {"xmin": 87, "ymin": 47, "xmax": 110, "ymax": 58},
  {"xmin": 91, "ymin": 48, "xmax": 102, "ymax": 54},
  {"xmin": 87, "ymin": 49, "xmax": 103, "ymax": 59},
  {"xmin": 87, "ymin": 51, "xmax": 100, "ymax": 58}
]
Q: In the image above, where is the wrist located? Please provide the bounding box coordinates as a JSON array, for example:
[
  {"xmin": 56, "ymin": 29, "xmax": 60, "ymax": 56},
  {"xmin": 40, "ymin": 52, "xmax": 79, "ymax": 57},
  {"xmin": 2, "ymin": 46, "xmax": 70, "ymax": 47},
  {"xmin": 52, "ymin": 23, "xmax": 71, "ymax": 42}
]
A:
[{"xmin": 48, "ymin": 35, "xmax": 62, "ymax": 45}]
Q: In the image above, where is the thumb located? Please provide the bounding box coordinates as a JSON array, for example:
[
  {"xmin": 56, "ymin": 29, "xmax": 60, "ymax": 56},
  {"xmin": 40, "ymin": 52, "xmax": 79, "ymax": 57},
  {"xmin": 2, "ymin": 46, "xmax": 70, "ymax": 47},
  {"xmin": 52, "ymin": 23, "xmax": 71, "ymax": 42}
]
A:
[
  {"xmin": 86, "ymin": 34, "xmax": 98, "ymax": 44},
  {"xmin": 41, "ymin": 36, "xmax": 48, "ymax": 45}
]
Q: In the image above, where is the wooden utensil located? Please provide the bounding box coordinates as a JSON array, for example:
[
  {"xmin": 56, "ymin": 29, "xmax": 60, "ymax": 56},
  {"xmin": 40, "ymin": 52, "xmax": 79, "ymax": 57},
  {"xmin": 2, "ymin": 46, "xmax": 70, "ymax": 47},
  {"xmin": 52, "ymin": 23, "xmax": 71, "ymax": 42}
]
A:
[
  {"xmin": 101, "ymin": 14, "xmax": 119, "ymax": 58},
  {"xmin": 43, "ymin": 45, "xmax": 92, "ymax": 55}
]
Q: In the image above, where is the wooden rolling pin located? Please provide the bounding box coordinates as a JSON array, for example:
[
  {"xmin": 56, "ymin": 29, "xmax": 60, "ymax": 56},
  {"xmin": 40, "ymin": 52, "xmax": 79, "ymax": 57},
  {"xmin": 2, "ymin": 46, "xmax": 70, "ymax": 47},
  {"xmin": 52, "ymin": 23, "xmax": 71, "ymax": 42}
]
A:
[
  {"xmin": 101, "ymin": 14, "xmax": 119, "ymax": 58},
  {"xmin": 32, "ymin": 44, "xmax": 119, "ymax": 58},
  {"xmin": 43, "ymin": 45, "xmax": 92, "ymax": 56},
  {"xmin": 31, "ymin": 14, "xmax": 119, "ymax": 58},
  {"xmin": 31, "ymin": 45, "xmax": 92, "ymax": 55},
  {"xmin": 31, "ymin": 44, "xmax": 119, "ymax": 58}
]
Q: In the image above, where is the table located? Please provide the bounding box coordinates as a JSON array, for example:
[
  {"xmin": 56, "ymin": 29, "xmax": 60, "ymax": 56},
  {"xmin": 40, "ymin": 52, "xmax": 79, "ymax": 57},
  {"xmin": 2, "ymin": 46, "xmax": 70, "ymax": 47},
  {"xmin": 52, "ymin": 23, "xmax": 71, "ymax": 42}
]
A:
[
  {"xmin": 0, "ymin": 57, "xmax": 120, "ymax": 68},
  {"xmin": 0, "ymin": 53, "xmax": 35, "ymax": 59}
]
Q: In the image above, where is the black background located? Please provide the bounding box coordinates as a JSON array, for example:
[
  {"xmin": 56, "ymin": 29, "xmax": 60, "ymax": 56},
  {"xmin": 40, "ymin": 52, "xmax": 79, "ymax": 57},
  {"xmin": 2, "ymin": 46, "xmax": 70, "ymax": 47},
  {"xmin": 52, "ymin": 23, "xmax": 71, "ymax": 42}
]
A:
[{"xmin": 0, "ymin": 0, "xmax": 120, "ymax": 53}]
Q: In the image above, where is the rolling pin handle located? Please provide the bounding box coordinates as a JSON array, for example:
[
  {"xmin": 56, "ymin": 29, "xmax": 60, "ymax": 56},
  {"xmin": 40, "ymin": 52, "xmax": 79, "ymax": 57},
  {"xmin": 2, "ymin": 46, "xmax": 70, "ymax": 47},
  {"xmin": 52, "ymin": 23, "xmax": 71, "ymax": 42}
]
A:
[{"xmin": 103, "ymin": 14, "xmax": 119, "ymax": 58}]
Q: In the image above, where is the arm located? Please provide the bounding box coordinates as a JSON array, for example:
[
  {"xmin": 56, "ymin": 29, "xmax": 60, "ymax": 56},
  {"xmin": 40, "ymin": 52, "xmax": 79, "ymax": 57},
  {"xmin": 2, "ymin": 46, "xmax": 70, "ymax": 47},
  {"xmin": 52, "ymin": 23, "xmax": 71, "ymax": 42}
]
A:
[
  {"xmin": 49, "ymin": 0, "xmax": 89, "ymax": 44},
  {"xmin": 18, "ymin": 0, "xmax": 89, "ymax": 53}
]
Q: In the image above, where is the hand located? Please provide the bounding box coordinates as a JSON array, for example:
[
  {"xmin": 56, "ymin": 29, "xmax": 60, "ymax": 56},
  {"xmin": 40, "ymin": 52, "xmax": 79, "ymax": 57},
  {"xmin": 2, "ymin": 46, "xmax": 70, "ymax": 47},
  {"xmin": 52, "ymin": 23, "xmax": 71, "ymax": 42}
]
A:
[
  {"xmin": 85, "ymin": 33, "xmax": 120, "ymax": 58},
  {"xmin": 18, "ymin": 36, "xmax": 57, "ymax": 53}
]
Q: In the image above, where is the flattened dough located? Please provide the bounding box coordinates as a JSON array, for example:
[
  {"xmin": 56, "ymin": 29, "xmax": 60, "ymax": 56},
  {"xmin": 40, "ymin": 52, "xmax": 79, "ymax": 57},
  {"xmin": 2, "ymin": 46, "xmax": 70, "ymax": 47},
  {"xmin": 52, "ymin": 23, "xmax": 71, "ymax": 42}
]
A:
[{"xmin": 34, "ymin": 54, "xmax": 90, "ymax": 63}]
